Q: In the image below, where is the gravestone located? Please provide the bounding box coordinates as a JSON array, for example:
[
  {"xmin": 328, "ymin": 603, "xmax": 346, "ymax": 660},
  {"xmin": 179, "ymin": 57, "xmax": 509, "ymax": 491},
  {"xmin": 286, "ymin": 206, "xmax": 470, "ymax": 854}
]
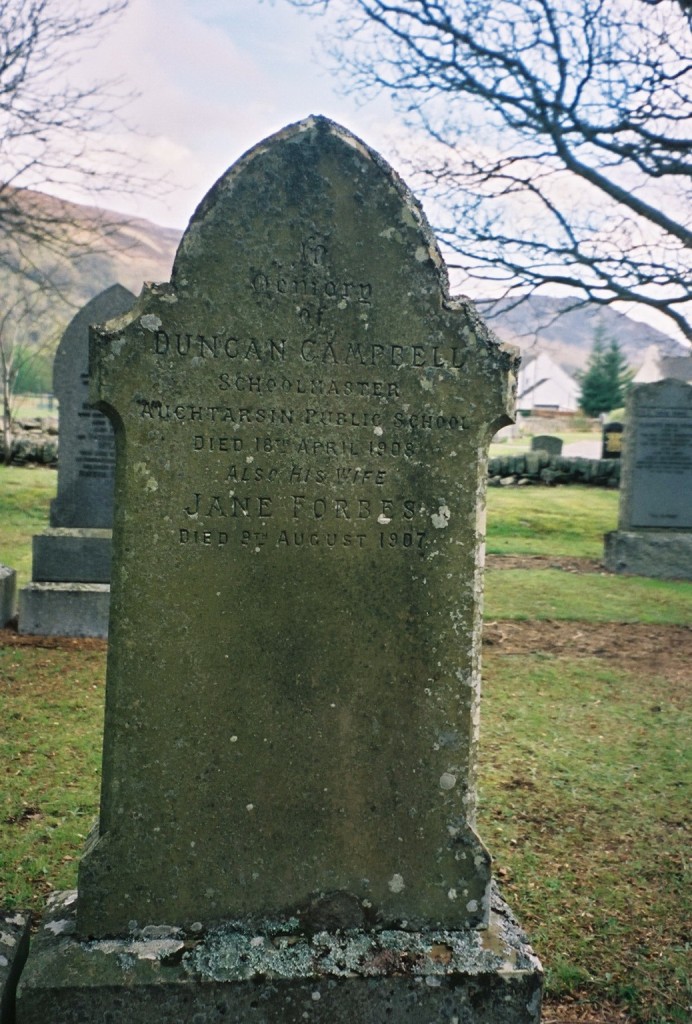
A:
[
  {"xmin": 0, "ymin": 910, "xmax": 30, "ymax": 1024},
  {"xmin": 17, "ymin": 118, "xmax": 542, "ymax": 1023},
  {"xmin": 51, "ymin": 285, "xmax": 136, "ymax": 530},
  {"xmin": 530, "ymin": 435, "xmax": 562, "ymax": 456},
  {"xmin": 601, "ymin": 421, "xmax": 624, "ymax": 459},
  {"xmin": 18, "ymin": 286, "xmax": 135, "ymax": 637},
  {"xmin": 605, "ymin": 379, "xmax": 692, "ymax": 578},
  {"xmin": 0, "ymin": 565, "xmax": 17, "ymax": 626}
]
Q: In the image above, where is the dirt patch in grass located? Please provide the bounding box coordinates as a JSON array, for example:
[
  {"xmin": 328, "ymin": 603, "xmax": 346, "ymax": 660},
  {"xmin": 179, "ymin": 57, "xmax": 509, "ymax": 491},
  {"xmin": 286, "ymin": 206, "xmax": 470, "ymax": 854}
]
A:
[
  {"xmin": 483, "ymin": 619, "xmax": 692, "ymax": 689},
  {"xmin": 0, "ymin": 627, "xmax": 107, "ymax": 653},
  {"xmin": 487, "ymin": 553, "xmax": 606, "ymax": 572},
  {"xmin": 542, "ymin": 1000, "xmax": 631, "ymax": 1023},
  {"xmin": 6, "ymin": 618, "xmax": 690, "ymax": 683}
]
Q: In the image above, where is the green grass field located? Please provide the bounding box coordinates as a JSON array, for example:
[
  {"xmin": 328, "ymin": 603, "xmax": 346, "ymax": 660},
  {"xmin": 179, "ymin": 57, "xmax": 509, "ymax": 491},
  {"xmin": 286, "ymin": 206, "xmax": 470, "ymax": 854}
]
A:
[
  {"xmin": 5, "ymin": 394, "xmax": 58, "ymax": 422},
  {"xmin": 0, "ymin": 467, "xmax": 57, "ymax": 585},
  {"xmin": 1, "ymin": 467, "xmax": 690, "ymax": 1023},
  {"xmin": 485, "ymin": 485, "xmax": 617, "ymax": 557}
]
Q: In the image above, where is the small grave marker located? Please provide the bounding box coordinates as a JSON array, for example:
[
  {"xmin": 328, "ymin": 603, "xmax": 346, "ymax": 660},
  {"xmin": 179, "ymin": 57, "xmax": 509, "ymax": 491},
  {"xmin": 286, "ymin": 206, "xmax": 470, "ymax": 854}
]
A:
[
  {"xmin": 530, "ymin": 435, "xmax": 563, "ymax": 456},
  {"xmin": 601, "ymin": 421, "xmax": 624, "ymax": 459}
]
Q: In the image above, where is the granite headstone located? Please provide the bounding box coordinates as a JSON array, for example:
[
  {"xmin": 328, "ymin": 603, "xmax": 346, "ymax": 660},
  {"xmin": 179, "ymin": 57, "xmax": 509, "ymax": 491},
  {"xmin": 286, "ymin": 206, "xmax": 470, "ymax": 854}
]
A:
[
  {"xmin": 605, "ymin": 380, "xmax": 692, "ymax": 578},
  {"xmin": 51, "ymin": 284, "xmax": 136, "ymax": 530},
  {"xmin": 0, "ymin": 564, "xmax": 17, "ymax": 626},
  {"xmin": 17, "ymin": 118, "xmax": 542, "ymax": 1023},
  {"xmin": 18, "ymin": 286, "xmax": 135, "ymax": 637}
]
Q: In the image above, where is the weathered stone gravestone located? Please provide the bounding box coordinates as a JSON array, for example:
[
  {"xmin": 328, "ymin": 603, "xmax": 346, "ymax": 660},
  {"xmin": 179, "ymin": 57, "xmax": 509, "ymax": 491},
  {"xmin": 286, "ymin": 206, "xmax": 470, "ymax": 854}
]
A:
[
  {"xmin": 0, "ymin": 910, "xmax": 30, "ymax": 1023},
  {"xmin": 51, "ymin": 284, "xmax": 135, "ymax": 530},
  {"xmin": 17, "ymin": 118, "xmax": 542, "ymax": 1023},
  {"xmin": 605, "ymin": 379, "xmax": 692, "ymax": 578},
  {"xmin": 601, "ymin": 421, "xmax": 624, "ymax": 459},
  {"xmin": 0, "ymin": 564, "xmax": 17, "ymax": 626},
  {"xmin": 530, "ymin": 435, "xmax": 562, "ymax": 456},
  {"xmin": 18, "ymin": 285, "xmax": 135, "ymax": 637}
]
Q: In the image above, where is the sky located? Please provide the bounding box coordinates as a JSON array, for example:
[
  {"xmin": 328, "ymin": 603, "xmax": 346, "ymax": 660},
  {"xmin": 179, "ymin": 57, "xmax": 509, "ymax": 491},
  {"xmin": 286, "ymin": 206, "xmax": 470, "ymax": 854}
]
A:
[
  {"xmin": 44, "ymin": 0, "xmax": 687, "ymax": 344},
  {"xmin": 72, "ymin": 0, "xmax": 400, "ymax": 230}
]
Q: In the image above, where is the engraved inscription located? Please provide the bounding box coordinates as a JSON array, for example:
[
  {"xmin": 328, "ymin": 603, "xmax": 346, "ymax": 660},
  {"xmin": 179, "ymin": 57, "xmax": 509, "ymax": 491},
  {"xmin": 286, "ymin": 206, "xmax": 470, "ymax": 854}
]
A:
[
  {"xmin": 251, "ymin": 270, "xmax": 373, "ymax": 306},
  {"xmin": 151, "ymin": 328, "xmax": 468, "ymax": 370},
  {"xmin": 249, "ymin": 236, "xmax": 373, "ymax": 308},
  {"xmin": 134, "ymin": 359, "xmax": 460, "ymax": 552},
  {"xmin": 630, "ymin": 405, "xmax": 692, "ymax": 528},
  {"xmin": 76, "ymin": 374, "xmax": 115, "ymax": 480},
  {"xmin": 138, "ymin": 246, "xmax": 472, "ymax": 553}
]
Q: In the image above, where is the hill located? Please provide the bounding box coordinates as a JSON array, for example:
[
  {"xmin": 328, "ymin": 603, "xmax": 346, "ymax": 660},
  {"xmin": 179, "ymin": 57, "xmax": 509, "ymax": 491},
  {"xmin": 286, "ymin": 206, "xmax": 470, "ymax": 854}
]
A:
[
  {"xmin": 0, "ymin": 189, "xmax": 181, "ymax": 376},
  {"xmin": 1, "ymin": 188, "xmax": 686, "ymax": 381},
  {"xmin": 475, "ymin": 295, "xmax": 687, "ymax": 375}
]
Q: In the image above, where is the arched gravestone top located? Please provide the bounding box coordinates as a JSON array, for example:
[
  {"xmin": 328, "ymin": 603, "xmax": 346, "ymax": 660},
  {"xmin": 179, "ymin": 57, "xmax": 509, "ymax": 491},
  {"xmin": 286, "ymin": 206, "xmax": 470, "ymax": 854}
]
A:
[
  {"xmin": 51, "ymin": 284, "xmax": 135, "ymax": 529},
  {"xmin": 531, "ymin": 435, "xmax": 563, "ymax": 456},
  {"xmin": 79, "ymin": 117, "xmax": 519, "ymax": 938}
]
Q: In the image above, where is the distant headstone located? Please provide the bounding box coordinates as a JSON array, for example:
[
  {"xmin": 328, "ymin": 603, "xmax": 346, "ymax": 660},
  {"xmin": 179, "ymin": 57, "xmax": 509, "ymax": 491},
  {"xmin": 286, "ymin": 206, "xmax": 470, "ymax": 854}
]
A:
[
  {"xmin": 601, "ymin": 421, "xmax": 624, "ymax": 459},
  {"xmin": 51, "ymin": 284, "xmax": 135, "ymax": 530},
  {"xmin": 0, "ymin": 564, "xmax": 17, "ymax": 626},
  {"xmin": 605, "ymin": 379, "xmax": 692, "ymax": 578},
  {"xmin": 18, "ymin": 286, "xmax": 135, "ymax": 638},
  {"xmin": 531, "ymin": 434, "xmax": 563, "ymax": 455},
  {"xmin": 18, "ymin": 118, "xmax": 542, "ymax": 1023}
]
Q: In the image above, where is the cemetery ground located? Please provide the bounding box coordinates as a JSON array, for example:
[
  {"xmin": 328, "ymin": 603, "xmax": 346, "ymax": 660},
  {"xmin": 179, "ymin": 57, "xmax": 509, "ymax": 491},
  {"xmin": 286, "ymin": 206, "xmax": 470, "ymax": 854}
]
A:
[{"xmin": 1, "ymin": 468, "xmax": 689, "ymax": 1024}]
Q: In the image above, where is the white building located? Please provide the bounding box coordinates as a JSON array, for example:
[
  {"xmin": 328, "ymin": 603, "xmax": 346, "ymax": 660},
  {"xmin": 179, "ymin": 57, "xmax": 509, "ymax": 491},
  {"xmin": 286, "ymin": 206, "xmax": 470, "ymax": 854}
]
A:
[
  {"xmin": 517, "ymin": 352, "xmax": 581, "ymax": 413},
  {"xmin": 633, "ymin": 345, "xmax": 692, "ymax": 384}
]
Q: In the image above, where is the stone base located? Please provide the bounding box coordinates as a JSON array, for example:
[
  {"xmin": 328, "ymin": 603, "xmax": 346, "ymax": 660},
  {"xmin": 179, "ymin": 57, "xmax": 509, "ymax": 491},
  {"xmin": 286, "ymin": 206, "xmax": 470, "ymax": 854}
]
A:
[
  {"xmin": 18, "ymin": 583, "xmax": 110, "ymax": 638},
  {"xmin": 604, "ymin": 530, "xmax": 692, "ymax": 580},
  {"xmin": 32, "ymin": 529, "xmax": 112, "ymax": 584},
  {"xmin": 16, "ymin": 889, "xmax": 542, "ymax": 1024},
  {"xmin": 0, "ymin": 565, "xmax": 17, "ymax": 627},
  {"xmin": 1, "ymin": 910, "xmax": 31, "ymax": 1024}
]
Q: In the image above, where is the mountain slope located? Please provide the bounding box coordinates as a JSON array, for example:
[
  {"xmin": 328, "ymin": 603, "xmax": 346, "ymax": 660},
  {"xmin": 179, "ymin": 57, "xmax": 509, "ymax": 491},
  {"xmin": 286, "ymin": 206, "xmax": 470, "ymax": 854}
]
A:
[
  {"xmin": 476, "ymin": 295, "xmax": 687, "ymax": 375},
  {"xmin": 1, "ymin": 188, "xmax": 686, "ymax": 377},
  {"xmin": 0, "ymin": 189, "xmax": 181, "ymax": 362}
]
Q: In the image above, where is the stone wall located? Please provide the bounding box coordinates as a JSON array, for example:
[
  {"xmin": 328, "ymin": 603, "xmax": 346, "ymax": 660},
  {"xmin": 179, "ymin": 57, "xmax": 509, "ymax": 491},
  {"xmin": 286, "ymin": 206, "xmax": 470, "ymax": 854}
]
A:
[
  {"xmin": 489, "ymin": 452, "xmax": 621, "ymax": 487},
  {"xmin": 1, "ymin": 418, "xmax": 58, "ymax": 466}
]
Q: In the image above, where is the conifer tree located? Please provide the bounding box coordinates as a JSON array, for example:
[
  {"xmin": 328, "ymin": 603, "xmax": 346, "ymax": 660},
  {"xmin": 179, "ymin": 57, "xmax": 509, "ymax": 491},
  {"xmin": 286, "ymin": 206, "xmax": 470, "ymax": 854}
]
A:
[{"xmin": 578, "ymin": 328, "xmax": 632, "ymax": 417}]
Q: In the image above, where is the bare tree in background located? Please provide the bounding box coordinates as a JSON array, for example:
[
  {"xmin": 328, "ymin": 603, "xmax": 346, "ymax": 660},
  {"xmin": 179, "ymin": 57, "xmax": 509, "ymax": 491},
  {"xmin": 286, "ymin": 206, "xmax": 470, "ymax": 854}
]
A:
[
  {"xmin": 0, "ymin": 2, "xmax": 144, "ymax": 277},
  {"xmin": 0, "ymin": 277, "xmax": 56, "ymax": 463},
  {"xmin": 0, "ymin": 1, "xmax": 161, "ymax": 455},
  {"xmin": 288, "ymin": 0, "xmax": 691, "ymax": 340}
]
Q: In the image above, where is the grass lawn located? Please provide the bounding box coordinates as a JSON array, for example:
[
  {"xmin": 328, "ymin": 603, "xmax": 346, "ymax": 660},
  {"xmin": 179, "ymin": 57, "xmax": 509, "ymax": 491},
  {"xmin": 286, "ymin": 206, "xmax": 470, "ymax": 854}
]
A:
[
  {"xmin": 1, "ymin": 467, "xmax": 690, "ymax": 1023},
  {"xmin": 6, "ymin": 395, "xmax": 58, "ymax": 421},
  {"xmin": 484, "ymin": 569, "xmax": 692, "ymax": 624},
  {"xmin": 478, "ymin": 651, "xmax": 689, "ymax": 1022},
  {"xmin": 0, "ymin": 643, "xmax": 104, "ymax": 905},
  {"xmin": 486, "ymin": 484, "xmax": 618, "ymax": 558},
  {"xmin": 0, "ymin": 466, "xmax": 56, "ymax": 586}
]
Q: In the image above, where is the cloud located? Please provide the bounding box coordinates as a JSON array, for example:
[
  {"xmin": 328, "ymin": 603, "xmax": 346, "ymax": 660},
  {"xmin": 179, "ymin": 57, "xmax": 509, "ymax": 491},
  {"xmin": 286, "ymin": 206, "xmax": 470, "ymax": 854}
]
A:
[{"xmin": 57, "ymin": 0, "xmax": 399, "ymax": 227}]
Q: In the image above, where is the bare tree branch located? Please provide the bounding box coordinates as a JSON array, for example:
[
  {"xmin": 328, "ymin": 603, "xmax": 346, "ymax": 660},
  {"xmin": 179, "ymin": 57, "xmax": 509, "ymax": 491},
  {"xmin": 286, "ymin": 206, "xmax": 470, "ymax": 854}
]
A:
[
  {"xmin": 287, "ymin": 0, "xmax": 692, "ymax": 340},
  {"xmin": 0, "ymin": 1, "xmax": 163, "ymax": 297},
  {"xmin": 0, "ymin": 273, "xmax": 57, "ymax": 463}
]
